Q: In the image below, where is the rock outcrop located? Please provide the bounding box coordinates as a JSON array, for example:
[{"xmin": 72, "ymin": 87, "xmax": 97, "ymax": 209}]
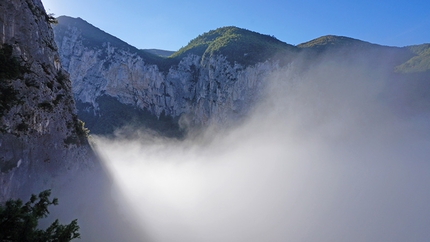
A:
[
  {"xmin": 53, "ymin": 16, "xmax": 430, "ymax": 137},
  {"xmin": 54, "ymin": 17, "xmax": 293, "ymax": 135},
  {"xmin": 0, "ymin": 0, "xmax": 95, "ymax": 201}
]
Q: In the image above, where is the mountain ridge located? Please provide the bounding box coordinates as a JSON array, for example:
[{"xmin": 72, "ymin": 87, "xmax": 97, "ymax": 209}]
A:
[
  {"xmin": 142, "ymin": 48, "xmax": 175, "ymax": 57},
  {"xmin": 170, "ymin": 26, "xmax": 297, "ymax": 67},
  {"xmin": 56, "ymin": 16, "xmax": 430, "ymax": 74},
  {"xmin": 396, "ymin": 43, "xmax": 430, "ymax": 73},
  {"xmin": 54, "ymin": 17, "xmax": 291, "ymax": 135},
  {"xmin": 55, "ymin": 16, "xmax": 173, "ymax": 72},
  {"xmin": 53, "ymin": 16, "xmax": 430, "ymax": 136},
  {"xmin": 297, "ymin": 35, "xmax": 381, "ymax": 49}
]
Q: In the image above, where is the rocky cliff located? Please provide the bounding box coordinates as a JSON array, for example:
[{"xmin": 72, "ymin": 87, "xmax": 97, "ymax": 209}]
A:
[
  {"xmin": 54, "ymin": 17, "xmax": 297, "ymax": 135},
  {"xmin": 53, "ymin": 16, "xmax": 430, "ymax": 136},
  {"xmin": 0, "ymin": 0, "xmax": 95, "ymax": 201}
]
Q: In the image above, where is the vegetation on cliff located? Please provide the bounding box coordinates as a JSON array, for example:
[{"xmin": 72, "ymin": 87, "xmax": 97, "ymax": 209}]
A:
[{"xmin": 0, "ymin": 44, "xmax": 25, "ymax": 117}]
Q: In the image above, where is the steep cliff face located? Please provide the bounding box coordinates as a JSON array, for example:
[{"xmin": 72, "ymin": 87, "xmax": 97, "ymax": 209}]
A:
[
  {"xmin": 54, "ymin": 17, "xmax": 291, "ymax": 135},
  {"xmin": 54, "ymin": 16, "xmax": 430, "ymax": 136},
  {"xmin": 0, "ymin": 0, "xmax": 94, "ymax": 201}
]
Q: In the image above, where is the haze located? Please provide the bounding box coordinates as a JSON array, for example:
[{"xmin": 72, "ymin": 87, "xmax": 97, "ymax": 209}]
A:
[{"xmin": 90, "ymin": 56, "xmax": 430, "ymax": 242}]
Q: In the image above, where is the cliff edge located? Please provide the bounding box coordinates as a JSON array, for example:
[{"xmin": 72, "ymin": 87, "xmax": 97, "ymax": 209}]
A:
[{"xmin": 0, "ymin": 0, "xmax": 95, "ymax": 201}]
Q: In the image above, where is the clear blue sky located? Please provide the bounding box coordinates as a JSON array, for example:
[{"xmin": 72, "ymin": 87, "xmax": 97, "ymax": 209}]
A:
[{"xmin": 41, "ymin": 0, "xmax": 430, "ymax": 51}]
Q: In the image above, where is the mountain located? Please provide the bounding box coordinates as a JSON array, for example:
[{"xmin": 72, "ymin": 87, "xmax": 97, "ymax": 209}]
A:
[
  {"xmin": 298, "ymin": 35, "xmax": 378, "ymax": 50},
  {"xmin": 171, "ymin": 26, "xmax": 297, "ymax": 66},
  {"xmin": 0, "ymin": 4, "xmax": 149, "ymax": 240},
  {"xmin": 53, "ymin": 16, "xmax": 430, "ymax": 137},
  {"xmin": 142, "ymin": 49, "xmax": 175, "ymax": 57},
  {"xmin": 299, "ymin": 35, "xmax": 430, "ymax": 73},
  {"xmin": 298, "ymin": 35, "xmax": 430, "ymax": 115},
  {"xmin": 0, "ymin": 1, "xmax": 95, "ymax": 201},
  {"xmin": 54, "ymin": 16, "xmax": 174, "ymax": 72},
  {"xmin": 396, "ymin": 44, "xmax": 430, "ymax": 73},
  {"xmin": 54, "ymin": 17, "xmax": 298, "ymax": 136}
]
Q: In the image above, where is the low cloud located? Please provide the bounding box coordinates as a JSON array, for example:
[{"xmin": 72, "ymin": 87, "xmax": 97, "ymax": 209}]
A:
[{"xmin": 94, "ymin": 57, "xmax": 430, "ymax": 242}]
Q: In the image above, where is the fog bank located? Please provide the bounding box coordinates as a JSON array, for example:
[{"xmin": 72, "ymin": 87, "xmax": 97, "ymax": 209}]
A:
[{"xmin": 95, "ymin": 59, "xmax": 430, "ymax": 242}]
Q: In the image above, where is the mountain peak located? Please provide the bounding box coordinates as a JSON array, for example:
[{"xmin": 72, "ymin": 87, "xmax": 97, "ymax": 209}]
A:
[
  {"xmin": 54, "ymin": 15, "xmax": 174, "ymax": 72},
  {"xmin": 297, "ymin": 35, "xmax": 377, "ymax": 50},
  {"xmin": 55, "ymin": 16, "xmax": 137, "ymax": 52},
  {"xmin": 171, "ymin": 26, "xmax": 297, "ymax": 66}
]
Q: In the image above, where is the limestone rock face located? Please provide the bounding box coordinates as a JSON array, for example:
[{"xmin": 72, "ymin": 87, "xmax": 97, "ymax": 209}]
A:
[
  {"xmin": 0, "ymin": 0, "xmax": 95, "ymax": 201},
  {"xmin": 54, "ymin": 17, "xmax": 282, "ymax": 131},
  {"xmin": 53, "ymin": 17, "xmax": 430, "ymax": 137}
]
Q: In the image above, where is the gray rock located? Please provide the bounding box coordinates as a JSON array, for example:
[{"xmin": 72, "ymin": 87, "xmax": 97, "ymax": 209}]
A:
[
  {"xmin": 54, "ymin": 18, "xmax": 281, "ymax": 131},
  {"xmin": 0, "ymin": 0, "xmax": 95, "ymax": 201}
]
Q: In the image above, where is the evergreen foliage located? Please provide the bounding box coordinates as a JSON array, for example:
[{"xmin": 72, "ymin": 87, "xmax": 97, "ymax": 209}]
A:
[
  {"xmin": 395, "ymin": 44, "xmax": 430, "ymax": 73},
  {"xmin": 297, "ymin": 35, "xmax": 429, "ymax": 73},
  {"xmin": 297, "ymin": 35, "xmax": 370, "ymax": 49},
  {"xmin": 64, "ymin": 116, "xmax": 90, "ymax": 146},
  {"xmin": 171, "ymin": 26, "xmax": 296, "ymax": 67},
  {"xmin": 47, "ymin": 13, "xmax": 58, "ymax": 24},
  {"xmin": 0, "ymin": 190, "xmax": 80, "ymax": 242}
]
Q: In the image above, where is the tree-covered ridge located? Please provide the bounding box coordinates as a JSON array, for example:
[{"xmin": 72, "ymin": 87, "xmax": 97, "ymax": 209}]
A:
[
  {"xmin": 297, "ymin": 35, "xmax": 380, "ymax": 51},
  {"xmin": 171, "ymin": 26, "xmax": 297, "ymax": 67},
  {"xmin": 297, "ymin": 35, "xmax": 430, "ymax": 73},
  {"xmin": 54, "ymin": 16, "xmax": 430, "ymax": 73},
  {"xmin": 395, "ymin": 44, "xmax": 430, "ymax": 73}
]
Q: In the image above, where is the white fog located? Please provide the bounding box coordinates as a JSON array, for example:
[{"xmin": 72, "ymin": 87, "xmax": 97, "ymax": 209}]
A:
[{"xmin": 91, "ymin": 58, "xmax": 430, "ymax": 242}]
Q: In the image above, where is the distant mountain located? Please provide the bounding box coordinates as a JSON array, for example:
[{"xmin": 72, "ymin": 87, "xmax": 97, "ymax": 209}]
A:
[
  {"xmin": 55, "ymin": 16, "xmax": 138, "ymax": 53},
  {"xmin": 53, "ymin": 17, "xmax": 299, "ymax": 136},
  {"xmin": 55, "ymin": 16, "xmax": 174, "ymax": 72},
  {"xmin": 297, "ymin": 35, "xmax": 378, "ymax": 50},
  {"xmin": 299, "ymin": 35, "xmax": 430, "ymax": 73},
  {"xmin": 171, "ymin": 26, "xmax": 298, "ymax": 67},
  {"xmin": 53, "ymin": 16, "xmax": 430, "ymax": 137},
  {"xmin": 396, "ymin": 44, "xmax": 430, "ymax": 73},
  {"xmin": 142, "ymin": 49, "xmax": 175, "ymax": 57}
]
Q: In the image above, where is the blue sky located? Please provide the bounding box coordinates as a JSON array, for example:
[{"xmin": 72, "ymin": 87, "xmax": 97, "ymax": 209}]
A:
[{"xmin": 41, "ymin": 0, "xmax": 430, "ymax": 51}]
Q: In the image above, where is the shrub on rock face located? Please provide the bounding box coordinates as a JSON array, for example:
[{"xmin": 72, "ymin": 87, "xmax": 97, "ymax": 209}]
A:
[
  {"xmin": 0, "ymin": 44, "xmax": 22, "ymax": 80},
  {"xmin": 0, "ymin": 44, "xmax": 23, "ymax": 117}
]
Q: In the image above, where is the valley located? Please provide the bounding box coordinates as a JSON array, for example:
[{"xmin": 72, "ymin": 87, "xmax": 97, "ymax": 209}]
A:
[{"xmin": 1, "ymin": 1, "xmax": 430, "ymax": 241}]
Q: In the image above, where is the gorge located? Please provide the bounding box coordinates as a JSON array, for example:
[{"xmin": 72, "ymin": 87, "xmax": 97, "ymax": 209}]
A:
[{"xmin": 1, "ymin": 0, "xmax": 430, "ymax": 241}]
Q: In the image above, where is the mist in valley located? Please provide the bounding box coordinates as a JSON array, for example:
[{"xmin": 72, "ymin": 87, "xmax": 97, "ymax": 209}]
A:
[{"xmin": 83, "ymin": 56, "xmax": 430, "ymax": 242}]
